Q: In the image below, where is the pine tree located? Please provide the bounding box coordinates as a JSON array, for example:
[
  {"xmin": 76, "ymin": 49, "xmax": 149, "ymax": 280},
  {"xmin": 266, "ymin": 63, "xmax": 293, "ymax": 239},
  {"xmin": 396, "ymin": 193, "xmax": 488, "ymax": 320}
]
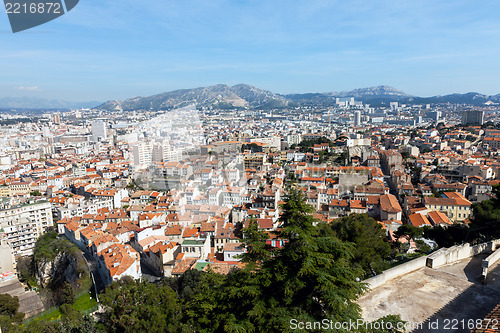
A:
[
  {"xmin": 330, "ymin": 213, "xmax": 391, "ymax": 277},
  {"xmin": 240, "ymin": 218, "xmax": 273, "ymax": 265}
]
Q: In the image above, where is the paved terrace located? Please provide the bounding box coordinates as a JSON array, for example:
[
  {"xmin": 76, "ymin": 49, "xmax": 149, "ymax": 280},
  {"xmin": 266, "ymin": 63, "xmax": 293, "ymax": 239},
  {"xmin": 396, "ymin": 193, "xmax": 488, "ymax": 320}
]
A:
[{"xmin": 359, "ymin": 255, "xmax": 500, "ymax": 333}]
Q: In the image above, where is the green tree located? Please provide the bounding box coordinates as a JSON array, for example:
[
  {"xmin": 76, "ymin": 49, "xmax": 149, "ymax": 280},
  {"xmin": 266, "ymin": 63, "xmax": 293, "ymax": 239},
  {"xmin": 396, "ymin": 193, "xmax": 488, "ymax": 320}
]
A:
[
  {"xmin": 334, "ymin": 150, "xmax": 350, "ymax": 166},
  {"xmin": 471, "ymin": 185, "xmax": 500, "ymax": 240},
  {"xmin": 330, "ymin": 214, "xmax": 391, "ymax": 277},
  {"xmin": 0, "ymin": 294, "xmax": 20, "ymax": 317},
  {"xmin": 268, "ymin": 189, "xmax": 367, "ymax": 324},
  {"xmin": 16, "ymin": 256, "xmax": 34, "ymax": 285},
  {"xmin": 423, "ymin": 224, "xmax": 470, "ymax": 248},
  {"xmin": 0, "ymin": 293, "xmax": 25, "ymax": 332},
  {"xmin": 394, "ymin": 224, "xmax": 423, "ymax": 241},
  {"xmin": 21, "ymin": 320, "xmax": 63, "ymax": 333},
  {"xmin": 185, "ymin": 188, "xmax": 368, "ymax": 332},
  {"xmin": 167, "ymin": 268, "xmax": 203, "ymax": 301},
  {"xmin": 99, "ymin": 277, "xmax": 181, "ymax": 333},
  {"xmin": 240, "ymin": 219, "xmax": 273, "ymax": 265},
  {"xmin": 61, "ymin": 282, "xmax": 76, "ymax": 305},
  {"xmin": 409, "ymin": 165, "xmax": 421, "ymax": 186},
  {"xmin": 184, "ymin": 267, "xmax": 259, "ymax": 332},
  {"xmin": 241, "ymin": 143, "xmax": 262, "ymax": 153},
  {"xmin": 73, "ymin": 314, "xmax": 98, "ymax": 333}
]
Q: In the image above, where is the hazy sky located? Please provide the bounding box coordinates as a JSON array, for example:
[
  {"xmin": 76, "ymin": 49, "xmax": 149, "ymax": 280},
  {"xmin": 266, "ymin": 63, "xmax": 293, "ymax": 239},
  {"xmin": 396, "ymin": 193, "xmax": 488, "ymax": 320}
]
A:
[{"xmin": 1, "ymin": 0, "xmax": 500, "ymax": 101}]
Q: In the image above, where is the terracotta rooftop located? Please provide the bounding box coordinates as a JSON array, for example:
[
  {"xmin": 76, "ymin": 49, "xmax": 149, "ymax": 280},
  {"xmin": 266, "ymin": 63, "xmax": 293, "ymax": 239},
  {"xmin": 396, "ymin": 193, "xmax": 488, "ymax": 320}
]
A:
[
  {"xmin": 409, "ymin": 213, "xmax": 432, "ymax": 227},
  {"xmin": 380, "ymin": 194, "xmax": 402, "ymax": 213}
]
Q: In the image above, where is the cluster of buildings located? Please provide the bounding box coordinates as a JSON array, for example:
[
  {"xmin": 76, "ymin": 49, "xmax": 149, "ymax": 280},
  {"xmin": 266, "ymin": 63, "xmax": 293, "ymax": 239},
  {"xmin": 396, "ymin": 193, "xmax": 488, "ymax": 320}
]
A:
[{"xmin": 0, "ymin": 100, "xmax": 498, "ymax": 284}]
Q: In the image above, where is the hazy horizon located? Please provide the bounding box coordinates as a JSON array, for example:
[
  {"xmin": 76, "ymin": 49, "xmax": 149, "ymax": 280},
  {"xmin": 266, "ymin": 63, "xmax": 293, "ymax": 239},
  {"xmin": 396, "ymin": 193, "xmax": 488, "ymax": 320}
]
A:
[{"xmin": 2, "ymin": 82, "xmax": 500, "ymax": 105}]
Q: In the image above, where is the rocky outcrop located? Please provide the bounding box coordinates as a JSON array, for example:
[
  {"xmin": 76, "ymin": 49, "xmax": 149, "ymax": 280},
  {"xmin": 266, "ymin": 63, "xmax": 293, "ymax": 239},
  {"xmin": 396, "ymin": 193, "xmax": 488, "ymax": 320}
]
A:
[{"xmin": 35, "ymin": 251, "xmax": 79, "ymax": 289}]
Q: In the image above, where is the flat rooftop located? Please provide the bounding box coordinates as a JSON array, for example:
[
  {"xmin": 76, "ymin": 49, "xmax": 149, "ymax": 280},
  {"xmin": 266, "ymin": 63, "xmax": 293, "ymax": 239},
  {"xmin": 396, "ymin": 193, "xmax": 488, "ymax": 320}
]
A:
[{"xmin": 359, "ymin": 254, "xmax": 500, "ymax": 333}]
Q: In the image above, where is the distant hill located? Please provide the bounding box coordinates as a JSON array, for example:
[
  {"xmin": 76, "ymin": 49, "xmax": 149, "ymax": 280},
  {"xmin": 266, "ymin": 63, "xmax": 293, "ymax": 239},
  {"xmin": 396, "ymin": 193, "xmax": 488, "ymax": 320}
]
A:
[
  {"xmin": 404, "ymin": 92, "xmax": 500, "ymax": 106},
  {"xmin": 285, "ymin": 85, "xmax": 412, "ymax": 106},
  {"xmin": 286, "ymin": 87, "xmax": 500, "ymax": 107},
  {"xmin": 0, "ymin": 96, "xmax": 101, "ymax": 109},
  {"xmin": 332, "ymin": 85, "xmax": 411, "ymax": 98},
  {"xmin": 96, "ymin": 84, "xmax": 288, "ymax": 111}
]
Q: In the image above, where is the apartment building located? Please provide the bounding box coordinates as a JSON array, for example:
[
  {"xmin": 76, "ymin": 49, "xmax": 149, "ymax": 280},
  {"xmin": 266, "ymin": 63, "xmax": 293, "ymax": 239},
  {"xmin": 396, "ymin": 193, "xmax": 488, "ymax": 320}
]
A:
[
  {"xmin": 55, "ymin": 198, "xmax": 114, "ymax": 220},
  {"xmin": 243, "ymin": 153, "xmax": 267, "ymax": 171},
  {"xmin": 0, "ymin": 201, "xmax": 53, "ymax": 256},
  {"xmin": 424, "ymin": 192, "xmax": 472, "ymax": 223}
]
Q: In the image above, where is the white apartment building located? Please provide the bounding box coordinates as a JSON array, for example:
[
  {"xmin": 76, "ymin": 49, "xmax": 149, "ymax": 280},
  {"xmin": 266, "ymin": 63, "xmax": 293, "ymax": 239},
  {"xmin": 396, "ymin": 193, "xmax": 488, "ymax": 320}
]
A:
[
  {"xmin": 55, "ymin": 198, "xmax": 114, "ymax": 220},
  {"xmin": 132, "ymin": 142, "xmax": 152, "ymax": 167},
  {"xmin": 0, "ymin": 201, "xmax": 54, "ymax": 256},
  {"xmin": 181, "ymin": 236, "xmax": 211, "ymax": 260},
  {"xmin": 2, "ymin": 218, "xmax": 40, "ymax": 256},
  {"xmin": 286, "ymin": 134, "xmax": 302, "ymax": 146},
  {"xmin": 152, "ymin": 141, "xmax": 183, "ymax": 163},
  {"xmin": 222, "ymin": 186, "xmax": 246, "ymax": 207},
  {"xmin": 92, "ymin": 121, "xmax": 108, "ymax": 142}
]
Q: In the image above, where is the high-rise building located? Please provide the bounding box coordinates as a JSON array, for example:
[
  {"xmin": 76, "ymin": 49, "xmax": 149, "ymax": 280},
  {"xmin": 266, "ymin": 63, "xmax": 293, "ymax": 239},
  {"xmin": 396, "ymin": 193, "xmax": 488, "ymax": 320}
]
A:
[
  {"xmin": 132, "ymin": 142, "xmax": 152, "ymax": 166},
  {"xmin": 152, "ymin": 142, "xmax": 182, "ymax": 163},
  {"xmin": 462, "ymin": 110, "xmax": 484, "ymax": 126},
  {"xmin": 92, "ymin": 121, "xmax": 107, "ymax": 141},
  {"xmin": 428, "ymin": 111, "xmax": 441, "ymax": 122},
  {"xmin": 354, "ymin": 111, "xmax": 361, "ymax": 126}
]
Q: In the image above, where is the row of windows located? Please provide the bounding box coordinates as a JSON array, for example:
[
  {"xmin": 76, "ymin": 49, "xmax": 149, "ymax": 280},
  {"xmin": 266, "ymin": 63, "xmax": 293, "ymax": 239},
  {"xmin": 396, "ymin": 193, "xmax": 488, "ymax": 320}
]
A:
[
  {"xmin": 429, "ymin": 205, "xmax": 469, "ymax": 211},
  {"xmin": 183, "ymin": 246, "xmax": 200, "ymax": 253}
]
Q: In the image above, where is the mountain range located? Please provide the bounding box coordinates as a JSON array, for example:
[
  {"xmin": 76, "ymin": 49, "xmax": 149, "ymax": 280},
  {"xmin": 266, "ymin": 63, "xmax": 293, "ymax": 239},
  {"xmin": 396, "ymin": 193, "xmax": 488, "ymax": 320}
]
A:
[
  {"xmin": 96, "ymin": 84, "xmax": 500, "ymax": 111},
  {"xmin": 1, "ymin": 85, "xmax": 499, "ymax": 110}
]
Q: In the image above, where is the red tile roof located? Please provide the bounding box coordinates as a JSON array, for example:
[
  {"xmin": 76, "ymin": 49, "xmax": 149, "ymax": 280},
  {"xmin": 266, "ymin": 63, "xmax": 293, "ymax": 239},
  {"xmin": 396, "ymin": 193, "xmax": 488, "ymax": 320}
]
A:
[{"xmin": 380, "ymin": 194, "xmax": 402, "ymax": 213}]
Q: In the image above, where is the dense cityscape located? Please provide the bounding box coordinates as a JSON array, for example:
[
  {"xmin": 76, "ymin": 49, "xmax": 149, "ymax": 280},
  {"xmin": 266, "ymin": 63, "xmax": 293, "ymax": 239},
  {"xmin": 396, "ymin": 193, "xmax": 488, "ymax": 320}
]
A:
[
  {"xmin": 0, "ymin": 92, "xmax": 499, "ymax": 331},
  {"xmin": 3, "ymin": 0, "xmax": 500, "ymax": 331}
]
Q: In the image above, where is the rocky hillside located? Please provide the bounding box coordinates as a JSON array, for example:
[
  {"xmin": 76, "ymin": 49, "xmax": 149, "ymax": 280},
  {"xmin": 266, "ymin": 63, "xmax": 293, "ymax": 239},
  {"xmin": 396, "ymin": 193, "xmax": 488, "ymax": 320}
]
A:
[
  {"xmin": 331, "ymin": 85, "xmax": 410, "ymax": 98},
  {"xmin": 31, "ymin": 231, "xmax": 90, "ymax": 306},
  {"xmin": 35, "ymin": 251, "xmax": 80, "ymax": 289},
  {"xmin": 96, "ymin": 84, "xmax": 288, "ymax": 111}
]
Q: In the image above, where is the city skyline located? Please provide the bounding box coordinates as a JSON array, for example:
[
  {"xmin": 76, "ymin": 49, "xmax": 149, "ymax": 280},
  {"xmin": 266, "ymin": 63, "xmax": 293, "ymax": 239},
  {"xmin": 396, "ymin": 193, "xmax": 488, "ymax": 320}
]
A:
[{"xmin": 1, "ymin": 0, "xmax": 500, "ymax": 102}]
